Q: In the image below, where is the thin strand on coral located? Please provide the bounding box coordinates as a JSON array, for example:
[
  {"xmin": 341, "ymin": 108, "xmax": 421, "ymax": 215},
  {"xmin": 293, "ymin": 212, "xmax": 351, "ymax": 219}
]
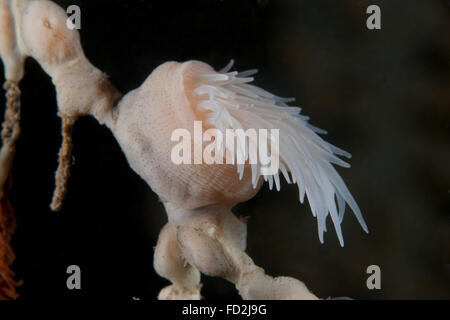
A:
[
  {"xmin": 0, "ymin": 181, "xmax": 22, "ymax": 300},
  {"xmin": 193, "ymin": 60, "xmax": 368, "ymax": 246},
  {"xmin": 50, "ymin": 116, "xmax": 75, "ymax": 211},
  {"xmin": 0, "ymin": 80, "xmax": 22, "ymax": 300}
]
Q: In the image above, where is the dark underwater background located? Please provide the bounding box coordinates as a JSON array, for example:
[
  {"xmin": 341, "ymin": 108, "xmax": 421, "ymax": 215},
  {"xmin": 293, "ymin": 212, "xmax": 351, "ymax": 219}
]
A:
[{"xmin": 0, "ymin": 0, "xmax": 449, "ymax": 300}]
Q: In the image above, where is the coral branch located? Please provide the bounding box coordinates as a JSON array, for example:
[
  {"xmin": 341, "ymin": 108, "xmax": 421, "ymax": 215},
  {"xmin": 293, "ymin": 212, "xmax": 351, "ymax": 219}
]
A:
[
  {"xmin": 157, "ymin": 204, "xmax": 319, "ymax": 300},
  {"xmin": 154, "ymin": 223, "xmax": 202, "ymax": 300}
]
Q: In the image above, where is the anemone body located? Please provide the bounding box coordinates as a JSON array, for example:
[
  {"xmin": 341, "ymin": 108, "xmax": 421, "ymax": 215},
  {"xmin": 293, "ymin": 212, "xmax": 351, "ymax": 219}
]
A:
[{"xmin": 114, "ymin": 61, "xmax": 259, "ymax": 210}]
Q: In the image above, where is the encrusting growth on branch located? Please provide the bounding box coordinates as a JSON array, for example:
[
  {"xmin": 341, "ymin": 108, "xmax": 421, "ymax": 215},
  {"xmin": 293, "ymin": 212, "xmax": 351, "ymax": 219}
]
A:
[
  {"xmin": 1, "ymin": 81, "xmax": 20, "ymax": 143},
  {"xmin": 0, "ymin": 81, "xmax": 21, "ymax": 194},
  {"xmin": 50, "ymin": 116, "xmax": 75, "ymax": 211}
]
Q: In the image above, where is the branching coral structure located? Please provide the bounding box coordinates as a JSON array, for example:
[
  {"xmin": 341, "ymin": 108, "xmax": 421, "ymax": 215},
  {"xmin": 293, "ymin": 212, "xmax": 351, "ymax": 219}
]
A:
[{"xmin": 0, "ymin": 0, "xmax": 367, "ymax": 300}]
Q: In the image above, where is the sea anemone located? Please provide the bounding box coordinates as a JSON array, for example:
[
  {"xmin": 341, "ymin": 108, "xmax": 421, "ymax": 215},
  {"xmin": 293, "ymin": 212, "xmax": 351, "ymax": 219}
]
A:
[
  {"xmin": 0, "ymin": 0, "xmax": 368, "ymax": 300},
  {"xmin": 115, "ymin": 59, "xmax": 368, "ymax": 246},
  {"xmin": 189, "ymin": 59, "xmax": 369, "ymax": 246}
]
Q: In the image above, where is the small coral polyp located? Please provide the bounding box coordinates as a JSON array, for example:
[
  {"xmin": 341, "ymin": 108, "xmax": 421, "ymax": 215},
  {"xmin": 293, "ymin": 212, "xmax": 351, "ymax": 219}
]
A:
[{"xmin": 0, "ymin": 0, "xmax": 367, "ymax": 300}]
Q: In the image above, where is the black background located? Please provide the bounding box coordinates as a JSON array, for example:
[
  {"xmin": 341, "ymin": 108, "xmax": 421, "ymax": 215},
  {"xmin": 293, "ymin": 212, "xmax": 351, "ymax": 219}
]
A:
[{"xmin": 0, "ymin": 0, "xmax": 449, "ymax": 300}]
